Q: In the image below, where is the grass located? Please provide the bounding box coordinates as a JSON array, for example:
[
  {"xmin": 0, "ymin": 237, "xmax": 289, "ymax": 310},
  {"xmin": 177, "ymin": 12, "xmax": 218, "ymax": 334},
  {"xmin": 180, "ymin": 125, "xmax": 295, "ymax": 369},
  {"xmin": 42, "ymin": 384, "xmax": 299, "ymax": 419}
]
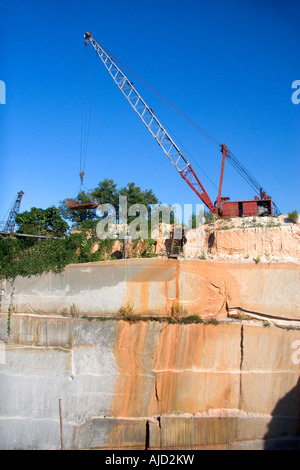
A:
[
  {"xmin": 107, "ymin": 307, "xmax": 214, "ymax": 325},
  {"xmin": 81, "ymin": 313, "xmax": 298, "ymax": 330},
  {"xmin": 180, "ymin": 315, "xmax": 204, "ymax": 324},
  {"xmin": 171, "ymin": 304, "xmax": 186, "ymax": 316},
  {"xmin": 207, "ymin": 318, "xmax": 220, "ymax": 325}
]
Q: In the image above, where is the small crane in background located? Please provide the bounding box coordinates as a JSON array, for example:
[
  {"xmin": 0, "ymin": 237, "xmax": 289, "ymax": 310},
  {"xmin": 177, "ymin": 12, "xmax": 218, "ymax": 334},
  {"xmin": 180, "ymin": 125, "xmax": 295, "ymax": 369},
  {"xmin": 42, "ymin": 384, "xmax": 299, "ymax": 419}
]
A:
[{"xmin": 0, "ymin": 191, "xmax": 24, "ymax": 233}]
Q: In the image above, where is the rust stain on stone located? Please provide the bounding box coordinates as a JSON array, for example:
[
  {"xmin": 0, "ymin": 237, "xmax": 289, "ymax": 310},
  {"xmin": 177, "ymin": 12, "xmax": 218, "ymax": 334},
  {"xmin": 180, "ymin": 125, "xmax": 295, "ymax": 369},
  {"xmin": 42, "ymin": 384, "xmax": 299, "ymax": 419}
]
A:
[
  {"xmin": 140, "ymin": 281, "xmax": 150, "ymax": 313},
  {"xmin": 110, "ymin": 320, "xmax": 158, "ymax": 419},
  {"xmin": 128, "ymin": 259, "xmax": 175, "ymax": 283},
  {"xmin": 110, "ymin": 320, "xmax": 242, "ymax": 421},
  {"xmin": 124, "ymin": 259, "xmax": 178, "ymax": 315}
]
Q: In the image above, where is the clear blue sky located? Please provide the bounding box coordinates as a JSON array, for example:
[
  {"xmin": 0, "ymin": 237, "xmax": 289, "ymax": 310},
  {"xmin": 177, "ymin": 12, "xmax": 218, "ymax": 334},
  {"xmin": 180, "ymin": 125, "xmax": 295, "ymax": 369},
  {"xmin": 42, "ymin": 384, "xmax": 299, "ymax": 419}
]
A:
[{"xmin": 1, "ymin": 0, "xmax": 299, "ymax": 221}]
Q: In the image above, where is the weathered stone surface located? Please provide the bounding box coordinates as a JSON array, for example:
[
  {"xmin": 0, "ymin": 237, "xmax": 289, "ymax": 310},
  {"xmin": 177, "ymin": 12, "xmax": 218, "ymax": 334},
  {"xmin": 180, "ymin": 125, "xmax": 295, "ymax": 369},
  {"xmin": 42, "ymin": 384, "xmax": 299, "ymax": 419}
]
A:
[
  {"xmin": 1, "ymin": 259, "xmax": 299, "ymax": 321},
  {"xmin": 0, "ymin": 256, "xmax": 299, "ymax": 449},
  {"xmin": 75, "ymin": 417, "xmax": 147, "ymax": 450},
  {"xmin": 0, "ymin": 312, "xmax": 299, "ymax": 450},
  {"xmin": 182, "ymin": 218, "xmax": 300, "ymax": 260},
  {"xmin": 207, "ymin": 224, "xmax": 300, "ymax": 259}
]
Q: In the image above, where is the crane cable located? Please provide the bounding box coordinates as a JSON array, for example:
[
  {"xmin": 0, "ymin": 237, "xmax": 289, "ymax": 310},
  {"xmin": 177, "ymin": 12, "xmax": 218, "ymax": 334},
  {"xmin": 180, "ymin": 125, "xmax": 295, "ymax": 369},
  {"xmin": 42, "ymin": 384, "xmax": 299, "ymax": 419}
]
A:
[
  {"xmin": 79, "ymin": 43, "xmax": 97, "ymax": 188},
  {"xmin": 79, "ymin": 44, "xmax": 87, "ymax": 185}
]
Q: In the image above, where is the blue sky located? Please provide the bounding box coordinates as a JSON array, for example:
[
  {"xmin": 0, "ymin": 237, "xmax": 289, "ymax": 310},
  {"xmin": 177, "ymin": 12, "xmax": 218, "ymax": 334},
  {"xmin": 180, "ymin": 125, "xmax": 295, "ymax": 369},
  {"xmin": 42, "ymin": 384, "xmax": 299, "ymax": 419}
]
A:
[{"xmin": 1, "ymin": 0, "xmax": 299, "ymax": 221}]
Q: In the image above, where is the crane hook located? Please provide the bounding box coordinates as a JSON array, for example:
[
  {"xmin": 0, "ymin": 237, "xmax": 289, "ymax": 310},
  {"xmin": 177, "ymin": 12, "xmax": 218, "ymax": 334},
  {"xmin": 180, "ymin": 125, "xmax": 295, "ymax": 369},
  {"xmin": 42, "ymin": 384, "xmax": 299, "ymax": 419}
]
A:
[
  {"xmin": 79, "ymin": 171, "xmax": 85, "ymax": 184},
  {"xmin": 84, "ymin": 32, "xmax": 92, "ymax": 45}
]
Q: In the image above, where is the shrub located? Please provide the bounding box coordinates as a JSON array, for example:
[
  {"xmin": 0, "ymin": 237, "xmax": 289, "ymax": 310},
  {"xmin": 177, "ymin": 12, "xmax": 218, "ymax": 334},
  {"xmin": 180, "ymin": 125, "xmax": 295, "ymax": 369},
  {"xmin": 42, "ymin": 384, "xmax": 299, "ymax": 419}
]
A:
[
  {"xmin": 118, "ymin": 304, "xmax": 134, "ymax": 317},
  {"xmin": 288, "ymin": 210, "xmax": 298, "ymax": 224},
  {"xmin": 170, "ymin": 304, "xmax": 187, "ymax": 317},
  {"xmin": 207, "ymin": 318, "xmax": 219, "ymax": 325}
]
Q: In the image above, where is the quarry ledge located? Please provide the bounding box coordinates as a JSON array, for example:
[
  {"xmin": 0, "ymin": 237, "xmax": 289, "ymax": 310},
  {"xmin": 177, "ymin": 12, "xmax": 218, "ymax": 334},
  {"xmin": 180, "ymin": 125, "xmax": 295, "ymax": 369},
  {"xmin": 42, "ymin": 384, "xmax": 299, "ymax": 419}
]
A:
[
  {"xmin": 0, "ymin": 258, "xmax": 299, "ymax": 322},
  {"xmin": 1, "ymin": 309, "xmax": 299, "ymax": 449},
  {"xmin": 1, "ymin": 312, "xmax": 300, "ymax": 332}
]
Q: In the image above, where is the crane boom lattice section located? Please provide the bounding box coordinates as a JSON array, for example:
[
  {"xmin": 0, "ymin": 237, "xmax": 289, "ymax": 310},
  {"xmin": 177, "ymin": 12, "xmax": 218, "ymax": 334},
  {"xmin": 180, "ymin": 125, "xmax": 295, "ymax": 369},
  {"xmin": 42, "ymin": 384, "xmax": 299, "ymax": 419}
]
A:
[
  {"xmin": 85, "ymin": 32, "xmax": 216, "ymax": 212},
  {"xmin": 88, "ymin": 35, "xmax": 189, "ymax": 173},
  {"xmin": 84, "ymin": 32, "xmax": 278, "ymax": 218}
]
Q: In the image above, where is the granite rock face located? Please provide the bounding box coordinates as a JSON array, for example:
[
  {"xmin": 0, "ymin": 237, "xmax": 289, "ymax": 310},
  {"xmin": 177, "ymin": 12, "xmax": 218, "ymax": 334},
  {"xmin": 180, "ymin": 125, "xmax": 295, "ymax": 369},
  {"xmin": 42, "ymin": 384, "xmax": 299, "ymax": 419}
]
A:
[
  {"xmin": 1, "ymin": 259, "xmax": 299, "ymax": 321},
  {"xmin": 183, "ymin": 217, "xmax": 300, "ymax": 261},
  {"xmin": 0, "ymin": 259, "xmax": 299, "ymax": 449}
]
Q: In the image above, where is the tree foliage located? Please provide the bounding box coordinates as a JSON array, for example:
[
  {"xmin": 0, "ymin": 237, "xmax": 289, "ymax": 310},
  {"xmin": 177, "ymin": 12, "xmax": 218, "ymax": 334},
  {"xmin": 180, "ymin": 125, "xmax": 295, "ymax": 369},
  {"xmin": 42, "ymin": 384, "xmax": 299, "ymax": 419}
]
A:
[
  {"xmin": 0, "ymin": 236, "xmax": 72, "ymax": 280},
  {"xmin": 91, "ymin": 178, "xmax": 119, "ymax": 207},
  {"xmin": 0, "ymin": 179, "xmax": 160, "ymax": 281},
  {"xmin": 15, "ymin": 206, "xmax": 68, "ymax": 238},
  {"xmin": 58, "ymin": 179, "xmax": 159, "ymax": 228}
]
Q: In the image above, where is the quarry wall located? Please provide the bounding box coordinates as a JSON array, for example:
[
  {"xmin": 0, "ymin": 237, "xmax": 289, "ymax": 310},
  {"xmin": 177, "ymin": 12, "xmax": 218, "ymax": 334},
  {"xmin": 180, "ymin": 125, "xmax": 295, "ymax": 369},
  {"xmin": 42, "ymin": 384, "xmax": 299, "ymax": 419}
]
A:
[
  {"xmin": 1, "ymin": 258, "xmax": 299, "ymax": 321},
  {"xmin": 0, "ymin": 257, "xmax": 299, "ymax": 449},
  {"xmin": 183, "ymin": 217, "xmax": 300, "ymax": 261}
]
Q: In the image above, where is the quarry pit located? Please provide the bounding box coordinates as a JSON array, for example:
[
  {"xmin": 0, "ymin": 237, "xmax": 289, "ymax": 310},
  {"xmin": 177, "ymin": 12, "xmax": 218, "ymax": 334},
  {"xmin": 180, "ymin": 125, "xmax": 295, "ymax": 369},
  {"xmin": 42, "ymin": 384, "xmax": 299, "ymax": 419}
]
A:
[{"xmin": 0, "ymin": 218, "xmax": 299, "ymax": 450}]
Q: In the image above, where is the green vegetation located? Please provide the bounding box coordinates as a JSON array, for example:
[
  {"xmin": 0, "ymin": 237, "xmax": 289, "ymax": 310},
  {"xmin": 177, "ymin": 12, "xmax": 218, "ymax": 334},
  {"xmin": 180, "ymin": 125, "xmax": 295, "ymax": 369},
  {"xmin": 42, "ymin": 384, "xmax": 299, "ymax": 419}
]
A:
[
  {"xmin": 15, "ymin": 206, "xmax": 68, "ymax": 239},
  {"xmin": 0, "ymin": 179, "xmax": 160, "ymax": 282},
  {"xmin": 180, "ymin": 315, "xmax": 204, "ymax": 324},
  {"xmin": 59, "ymin": 178, "xmax": 158, "ymax": 229},
  {"xmin": 170, "ymin": 304, "xmax": 187, "ymax": 317},
  {"xmin": 288, "ymin": 210, "xmax": 298, "ymax": 224},
  {"xmin": 6, "ymin": 285, "xmax": 15, "ymax": 336},
  {"xmin": 207, "ymin": 318, "xmax": 219, "ymax": 325},
  {"xmin": 118, "ymin": 304, "xmax": 134, "ymax": 317},
  {"xmin": 0, "ymin": 235, "xmax": 73, "ymax": 279}
]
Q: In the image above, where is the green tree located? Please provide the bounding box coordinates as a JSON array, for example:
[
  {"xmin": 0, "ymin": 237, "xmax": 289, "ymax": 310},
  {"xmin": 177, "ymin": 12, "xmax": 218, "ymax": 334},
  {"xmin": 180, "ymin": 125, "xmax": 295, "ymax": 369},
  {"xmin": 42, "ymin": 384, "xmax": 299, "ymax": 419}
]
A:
[
  {"xmin": 15, "ymin": 206, "xmax": 68, "ymax": 238},
  {"xmin": 119, "ymin": 182, "xmax": 158, "ymax": 208},
  {"xmin": 119, "ymin": 182, "xmax": 158, "ymax": 225},
  {"xmin": 92, "ymin": 179, "xmax": 158, "ymax": 221},
  {"xmin": 91, "ymin": 178, "xmax": 119, "ymax": 207},
  {"xmin": 59, "ymin": 179, "xmax": 159, "ymax": 234}
]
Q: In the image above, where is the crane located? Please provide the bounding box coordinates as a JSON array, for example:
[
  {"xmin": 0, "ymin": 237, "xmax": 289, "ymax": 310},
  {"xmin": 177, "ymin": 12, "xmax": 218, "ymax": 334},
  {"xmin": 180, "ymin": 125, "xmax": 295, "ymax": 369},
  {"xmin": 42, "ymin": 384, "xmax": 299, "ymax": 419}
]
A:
[
  {"xmin": 0, "ymin": 191, "xmax": 24, "ymax": 233},
  {"xmin": 84, "ymin": 32, "xmax": 278, "ymax": 218}
]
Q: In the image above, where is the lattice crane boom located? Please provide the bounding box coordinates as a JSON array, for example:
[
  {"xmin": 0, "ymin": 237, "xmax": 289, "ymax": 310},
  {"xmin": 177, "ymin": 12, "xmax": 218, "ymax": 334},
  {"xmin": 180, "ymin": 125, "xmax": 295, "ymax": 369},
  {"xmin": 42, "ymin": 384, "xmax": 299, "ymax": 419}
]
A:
[
  {"xmin": 84, "ymin": 32, "xmax": 277, "ymax": 218},
  {"xmin": 84, "ymin": 32, "xmax": 217, "ymax": 214}
]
